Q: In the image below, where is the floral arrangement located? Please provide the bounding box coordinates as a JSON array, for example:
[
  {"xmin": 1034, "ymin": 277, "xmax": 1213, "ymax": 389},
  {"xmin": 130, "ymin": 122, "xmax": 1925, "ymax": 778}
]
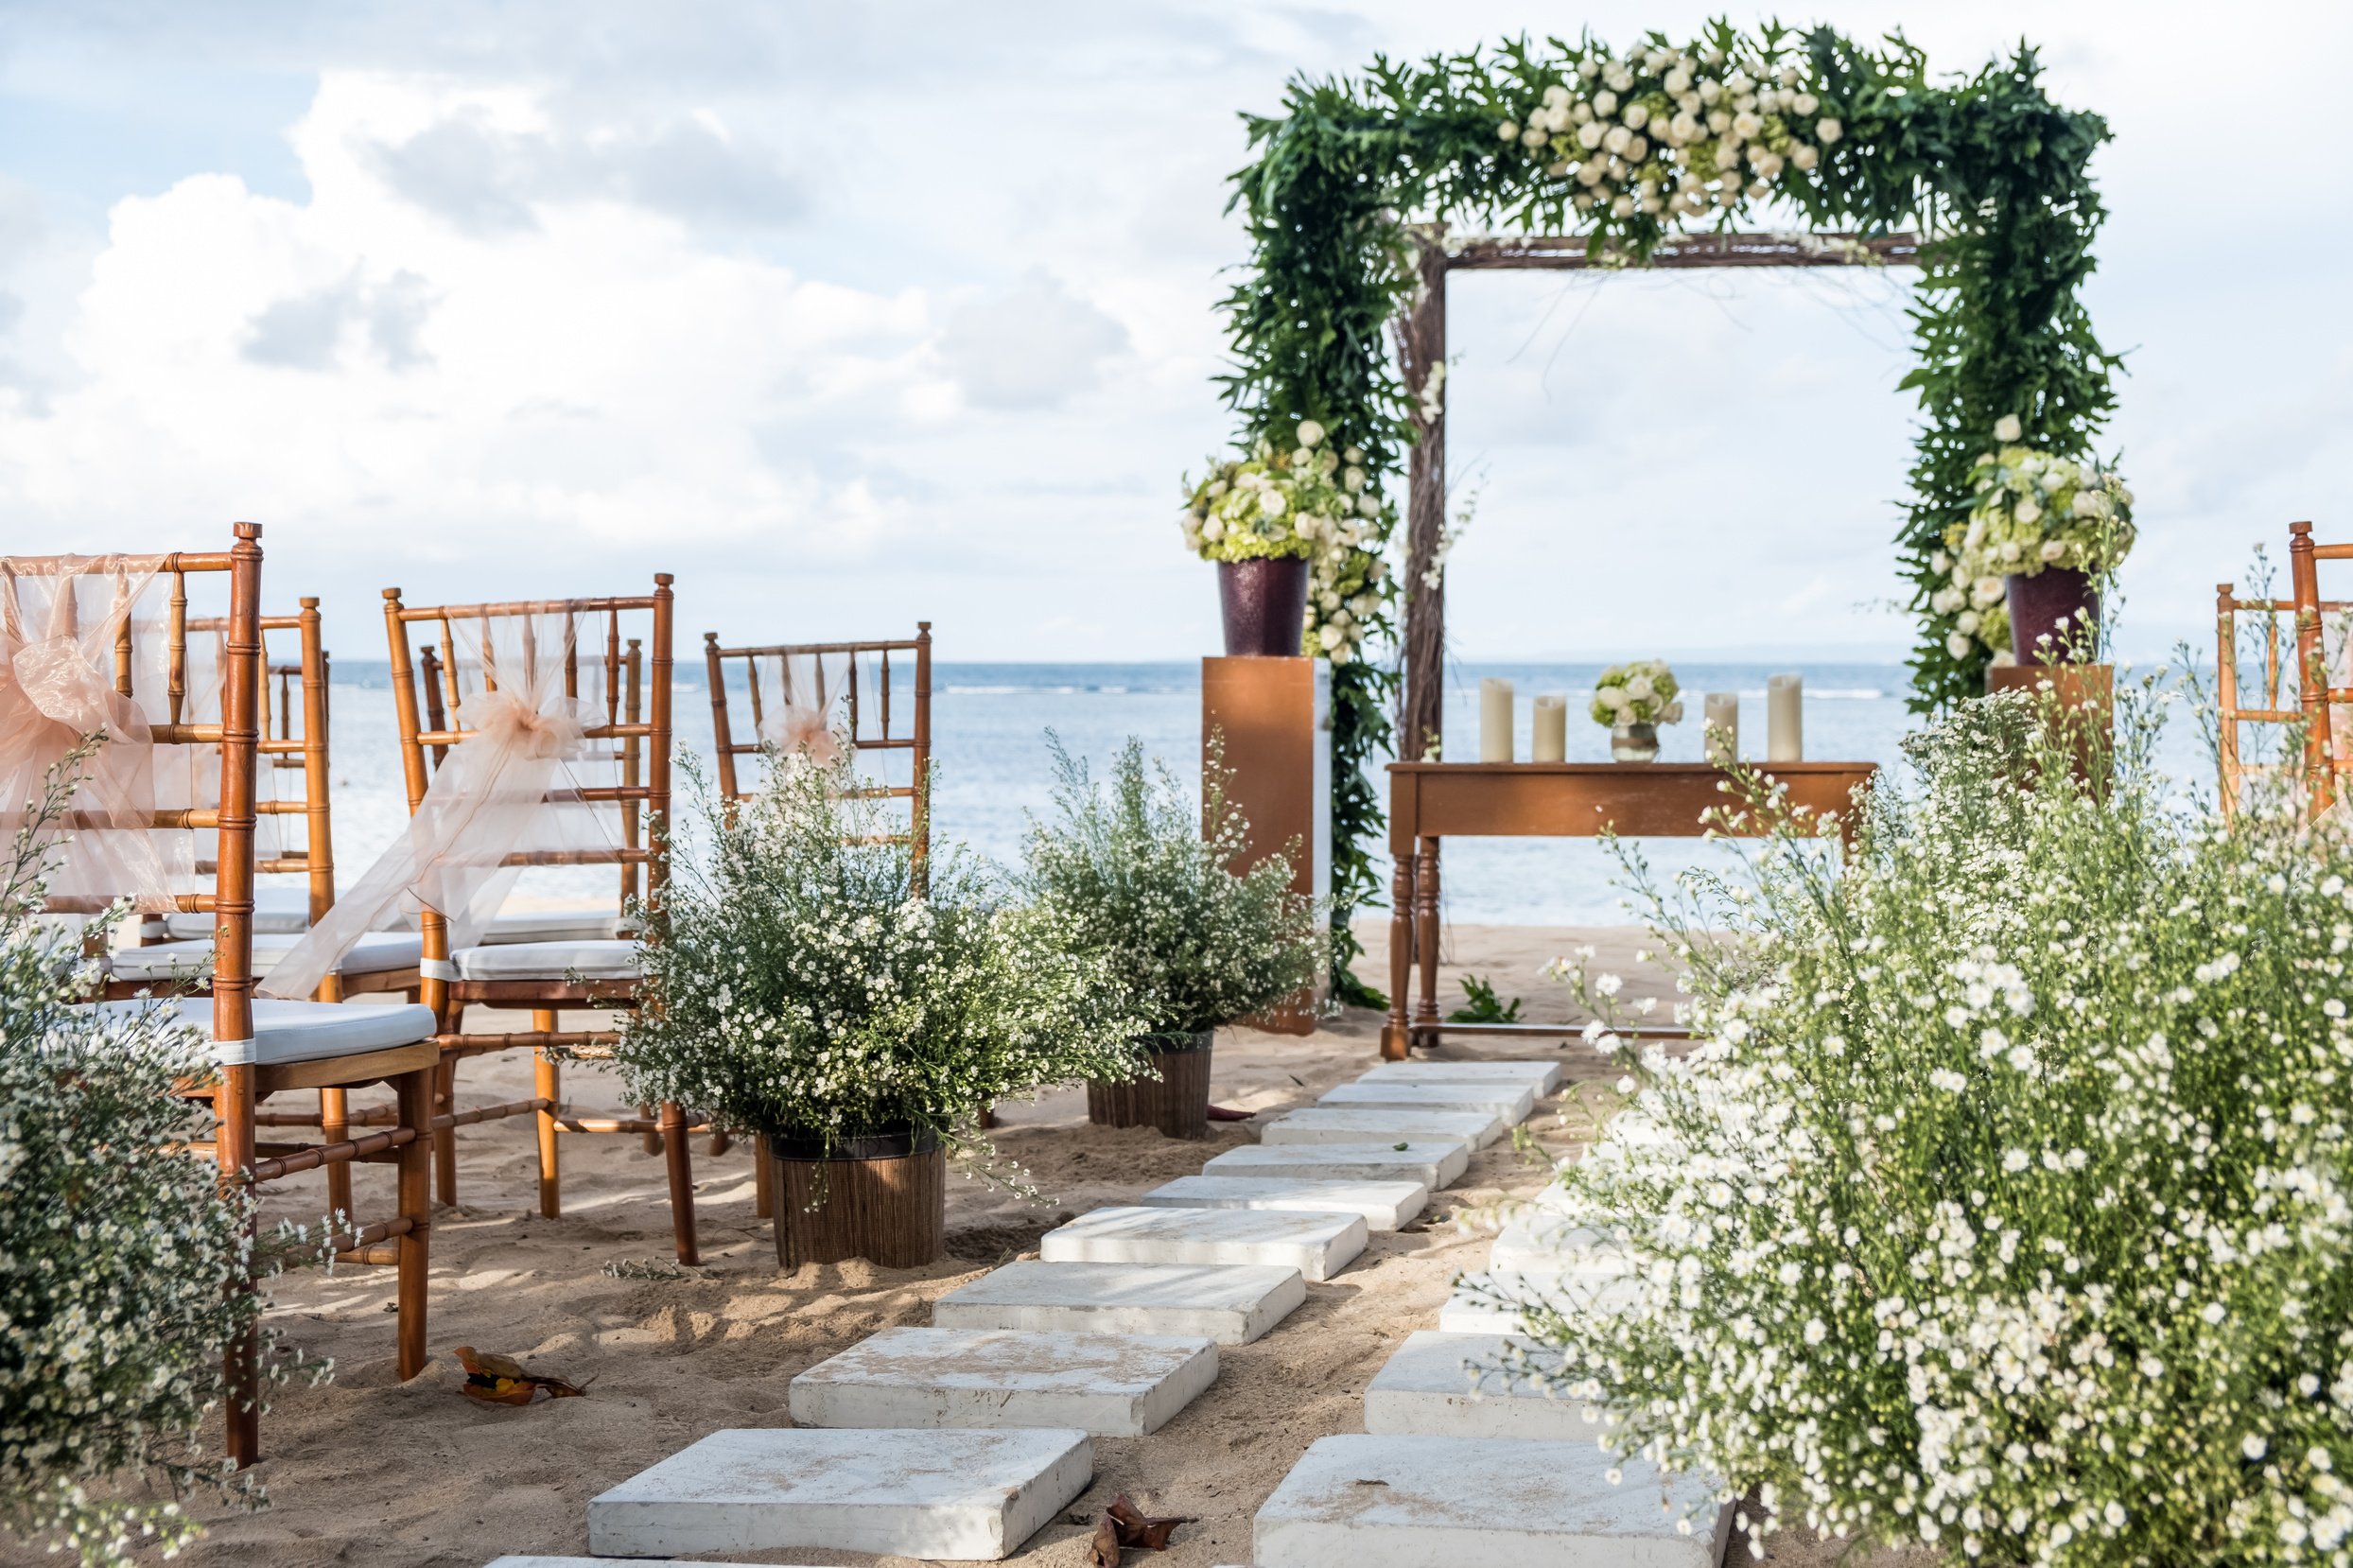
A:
[
  {"xmin": 1182, "ymin": 420, "xmax": 1394, "ymax": 666},
  {"xmin": 1020, "ymin": 735, "xmax": 1324, "ymax": 1037},
  {"xmin": 609, "ymin": 753, "xmax": 1144, "ymax": 1161},
  {"xmin": 1931, "ymin": 415, "xmax": 2136, "ymax": 659},
  {"xmin": 1, "ymin": 756, "xmax": 292, "ymax": 1565},
  {"xmin": 1525, "ymin": 688, "xmax": 2353, "ymax": 1567},
  {"xmin": 1491, "ymin": 40, "xmax": 1839, "ymax": 226},
  {"xmin": 1589, "ymin": 660, "xmax": 1683, "ymax": 728}
]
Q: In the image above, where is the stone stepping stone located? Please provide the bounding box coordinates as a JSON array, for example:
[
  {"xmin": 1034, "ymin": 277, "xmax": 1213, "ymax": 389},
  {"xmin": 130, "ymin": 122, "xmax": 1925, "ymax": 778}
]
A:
[
  {"xmin": 1040, "ymin": 1205, "xmax": 1366, "ymax": 1282},
  {"xmin": 1319, "ymin": 1078, "xmax": 1537, "ymax": 1122},
  {"xmin": 1262, "ymin": 1106, "xmax": 1505, "ymax": 1149},
  {"xmin": 1359, "ymin": 1058, "xmax": 1564, "ymax": 1095},
  {"xmin": 1138, "ymin": 1174, "xmax": 1430, "ymax": 1230},
  {"xmin": 488, "ymin": 1559, "xmax": 812, "ymax": 1567},
  {"xmin": 1364, "ymin": 1330, "xmax": 1603, "ymax": 1442},
  {"xmin": 788, "ymin": 1326, "xmax": 1216, "ymax": 1437},
  {"xmin": 933, "ymin": 1260, "xmax": 1303, "ymax": 1345},
  {"xmin": 1253, "ymin": 1433, "xmax": 1728, "ymax": 1568},
  {"xmin": 1203, "ymin": 1140, "xmax": 1471, "ymax": 1191},
  {"xmin": 588, "ymin": 1426, "xmax": 1091, "ymax": 1561},
  {"xmin": 1490, "ymin": 1212, "xmax": 1630, "ymax": 1279},
  {"xmin": 1438, "ymin": 1271, "xmax": 1639, "ymax": 1333}
]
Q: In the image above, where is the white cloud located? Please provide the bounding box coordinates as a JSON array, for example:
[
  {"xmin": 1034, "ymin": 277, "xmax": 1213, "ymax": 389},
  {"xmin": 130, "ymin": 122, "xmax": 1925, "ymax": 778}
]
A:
[{"xmin": 935, "ymin": 269, "xmax": 1129, "ymax": 410}]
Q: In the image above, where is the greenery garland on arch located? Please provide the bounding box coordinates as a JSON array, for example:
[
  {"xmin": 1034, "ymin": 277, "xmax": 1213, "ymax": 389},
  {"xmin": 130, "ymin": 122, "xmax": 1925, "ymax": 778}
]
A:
[{"xmin": 1188, "ymin": 21, "xmax": 2118, "ymax": 1002}]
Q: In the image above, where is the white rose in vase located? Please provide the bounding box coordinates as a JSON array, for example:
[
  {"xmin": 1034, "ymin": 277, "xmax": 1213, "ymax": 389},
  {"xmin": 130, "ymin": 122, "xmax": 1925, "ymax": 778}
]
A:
[
  {"xmin": 1259, "ymin": 490, "xmax": 1287, "ymax": 516},
  {"xmin": 1624, "ymin": 674, "xmax": 1656, "ymax": 702}
]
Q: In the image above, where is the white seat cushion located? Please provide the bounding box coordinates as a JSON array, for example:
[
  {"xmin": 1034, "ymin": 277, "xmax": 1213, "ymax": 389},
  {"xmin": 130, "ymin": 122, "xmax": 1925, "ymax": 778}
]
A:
[
  {"xmin": 161, "ymin": 884, "xmax": 313, "ymax": 939},
  {"xmin": 453, "ymin": 938, "xmax": 641, "ymax": 983},
  {"xmin": 481, "ymin": 908, "xmax": 635, "ymax": 945},
  {"xmin": 109, "ymin": 932, "xmax": 424, "ymax": 984},
  {"xmin": 82, "ymin": 997, "xmax": 438, "ymax": 1068}
]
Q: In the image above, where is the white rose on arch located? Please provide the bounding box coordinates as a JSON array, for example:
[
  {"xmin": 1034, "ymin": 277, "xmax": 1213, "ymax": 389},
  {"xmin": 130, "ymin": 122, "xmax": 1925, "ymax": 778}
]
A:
[
  {"xmin": 1994, "ymin": 413, "xmax": 2024, "ymax": 443},
  {"xmin": 1816, "ymin": 117, "xmax": 1843, "ymax": 143},
  {"xmin": 1297, "ymin": 419, "xmax": 1325, "ymax": 448}
]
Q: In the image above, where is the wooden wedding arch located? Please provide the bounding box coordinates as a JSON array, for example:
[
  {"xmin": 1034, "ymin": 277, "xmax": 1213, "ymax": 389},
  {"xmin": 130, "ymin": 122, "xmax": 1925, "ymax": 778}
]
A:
[{"xmin": 1391, "ymin": 228, "xmax": 1921, "ymax": 759}]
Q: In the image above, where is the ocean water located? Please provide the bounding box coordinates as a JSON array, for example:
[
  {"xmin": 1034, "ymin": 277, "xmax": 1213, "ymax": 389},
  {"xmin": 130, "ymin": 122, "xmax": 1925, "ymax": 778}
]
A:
[{"xmin": 310, "ymin": 659, "xmax": 2219, "ymax": 927}]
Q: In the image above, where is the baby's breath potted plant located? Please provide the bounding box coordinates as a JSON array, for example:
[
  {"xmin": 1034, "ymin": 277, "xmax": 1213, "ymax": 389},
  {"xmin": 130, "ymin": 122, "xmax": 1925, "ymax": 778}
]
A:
[
  {"xmin": 1022, "ymin": 736, "xmax": 1324, "ymax": 1140},
  {"xmin": 2, "ymin": 758, "xmax": 291, "ymax": 1565},
  {"xmin": 1525, "ymin": 686, "xmax": 2353, "ymax": 1566},
  {"xmin": 612, "ymin": 753, "xmax": 1142, "ymax": 1268}
]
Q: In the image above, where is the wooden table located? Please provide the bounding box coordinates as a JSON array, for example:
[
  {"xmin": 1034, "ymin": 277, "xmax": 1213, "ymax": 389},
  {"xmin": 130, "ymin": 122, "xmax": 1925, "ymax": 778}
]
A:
[{"xmin": 1380, "ymin": 760, "xmax": 1877, "ymax": 1059}]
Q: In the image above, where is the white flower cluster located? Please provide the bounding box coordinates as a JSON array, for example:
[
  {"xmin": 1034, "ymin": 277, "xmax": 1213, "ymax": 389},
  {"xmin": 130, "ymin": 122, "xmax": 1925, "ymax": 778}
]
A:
[
  {"xmin": 1181, "ymin": 419, "xmax": 1394, "ymax": 665},
  {"xmin": 1591, "ymin": 659, "xmax": 1685, "ymax": 727},
  {"xmin": 1527, "ymin": 692, "xmax": 2353, "ymax": 1568},
  {"xmin": 1494, "ymin": 38, "xmax": 1841, "ymax": 227},
  {"xmin": 2, "ymin": 759, "xmax": 291, "ymax": 1564},
  {"xmin": 1020, "ymin": 735, "xmax": 1324, "ymax": 1036},
  {"xmin": 613, "ymin": 751, "xmax": 1147, "ymax": 1161},
  {"xmin": 1931, "ymin": 423, "xmax": 2136, "ymax": 659}
]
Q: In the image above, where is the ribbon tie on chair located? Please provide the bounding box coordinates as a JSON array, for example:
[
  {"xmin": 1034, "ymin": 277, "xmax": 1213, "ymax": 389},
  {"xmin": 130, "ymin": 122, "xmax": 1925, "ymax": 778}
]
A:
[
  {"xmin": 263, "ymin": 612, "xmax": 604, "ymax": 1001},
  {"xmin": 0, "ymin": 560, "xmax": 176, "ymax": 911},
  {"xmin": 458, "ymin": 687, "xmax": 586, "ymax": 762}
]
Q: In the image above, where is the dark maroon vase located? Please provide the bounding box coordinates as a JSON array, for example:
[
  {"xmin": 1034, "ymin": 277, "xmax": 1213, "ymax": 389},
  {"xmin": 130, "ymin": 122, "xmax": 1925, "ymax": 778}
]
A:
[
  {"xmin": 2007, "ymin": 567, "xmax": 2101, "ymax": 663},
  {"xmin": 1216, "ymin": 557, "xmax": 1310, "ymax": 657}
]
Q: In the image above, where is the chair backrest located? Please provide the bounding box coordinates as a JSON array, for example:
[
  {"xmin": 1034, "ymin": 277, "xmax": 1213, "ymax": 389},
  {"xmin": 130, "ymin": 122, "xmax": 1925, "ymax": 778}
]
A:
[
  {"xmin": 1, "ymin": 524, "xmax": 265, "ymax": 1047},
  {"xmin": 2289, "ymin": 521, "xmax": 2353, "ymax": 812},
  {"xmin": 702, "ymin": 622, "xmax": 931, "ymax": 871},
  {"xmin": 383, "ymin": 580, "xmax": 673, "ymax": 958},
  {"xmin": 2216, "ymin": 582, "xmax": 2304, "ymax": 819},
  {"xmin": 174, "ymin": 598, "xmax": 334, "ymax": 928}
]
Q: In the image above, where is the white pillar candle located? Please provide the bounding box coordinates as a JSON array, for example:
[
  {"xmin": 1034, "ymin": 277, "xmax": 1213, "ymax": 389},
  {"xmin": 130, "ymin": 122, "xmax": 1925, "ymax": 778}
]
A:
[
  {"xmin": 1767, "ymin": 673, "xmax": 1804, "ymax": 762},
  {"xmin": 1703, "ymin": 692, "xmax": 1739, "ymax": 765},
  {"xmin": 1479, "ymin": 677, "xmax": 1515, "ymax": 762},
  {"xmin": 1531, "ymin": 694, "xmax": 1567, "ymax": 761}
]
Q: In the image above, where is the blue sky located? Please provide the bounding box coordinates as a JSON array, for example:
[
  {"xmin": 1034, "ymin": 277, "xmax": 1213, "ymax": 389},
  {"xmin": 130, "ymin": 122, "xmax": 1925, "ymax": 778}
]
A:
[{"xmin": 0, "ymin": 0, "xmax": 2345, "ymax": 665}]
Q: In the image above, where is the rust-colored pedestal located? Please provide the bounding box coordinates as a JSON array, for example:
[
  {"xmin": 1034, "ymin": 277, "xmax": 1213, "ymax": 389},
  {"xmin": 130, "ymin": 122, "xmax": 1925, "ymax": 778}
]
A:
[{"xmin": 1202, "ymin": 656, "xmax": 1329, "ymax": 1033}]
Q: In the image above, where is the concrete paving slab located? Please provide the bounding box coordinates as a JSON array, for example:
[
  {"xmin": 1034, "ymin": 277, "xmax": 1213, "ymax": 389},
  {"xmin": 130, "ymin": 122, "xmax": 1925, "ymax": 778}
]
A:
[
  {"xmin": 1358, "ymin": 1059, "xmax": 1565, "ymax": 1095},
  {"xmin": 488, "ymin": 1559, "xmax": 817, "ymax": 1567},
  {"xmin": 1253, "ymin": 1433, "xmax": 1727, "ymax": 1568},
  {"xmin": 1491, "ymin": 1213, "xmax": 1632, "ymax": 1279},
  {"xmin": 1438, "ymin": 1272, "xmax": 1639, "ymax": 1333},
  {"xmin": 1261, "ymin": 1106, "xmax": 1505, "ymax": 1149},
  {"xmin": 932, "ymin": 1261, "xmax": 1304, "ymax": 1345},
  {"xmin": 789, "ymin": 1326, "xmax": 1218, "ymax": 1436},
  {"xmin": 1137, "ymin": 1175, "xmax": 1430, "ymax": 1231},
  {"xmin": 1318, "ymin": 1079, "xmax": 1536, "ymax": 1122},
  {"xmin": 1040, "ymin": 1206, "xmax": 1367, "ymax": 1282},
  {"xmin": 587, "ymin": 1426, "xmax": 1091, "ymax": 1561},
  {"xmin": 1203, "ymin": 1141, "xmax": 1472, "ymax": 1191},
  {"xmin": 1364, "ymin": 1331, "xmax": 1606, "ymax": 1441}
]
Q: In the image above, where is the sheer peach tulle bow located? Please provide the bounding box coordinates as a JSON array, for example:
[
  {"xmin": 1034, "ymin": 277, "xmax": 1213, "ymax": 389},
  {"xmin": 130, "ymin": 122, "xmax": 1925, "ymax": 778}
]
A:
[{"xmin": 457, "ymin": 687, "xmax": 586, "ymax": 762}]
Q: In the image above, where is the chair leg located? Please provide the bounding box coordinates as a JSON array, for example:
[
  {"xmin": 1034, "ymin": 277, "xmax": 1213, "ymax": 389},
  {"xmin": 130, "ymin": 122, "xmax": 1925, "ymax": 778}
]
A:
[
  {"xmin": 431, "ymin": 1056, "xmax": 459, "ymax": 1208},
  {"xmin": 706, "ymin": 1127, "xmax": 734, "ymax": 1157},
  {"xmin": 639, "ymin": 1105, "xmax": 663, "ymax": 1156},
  {"xmin": 659, "ymin": 1100, "xmax": 699, "ymax": 1264},
  {"xmin": 320, "ymin": 1086, "xmax": 354, "ymax": 1223},
  {"xmin": 533, "ymin": 1008, "xmax": 562, "ymax": 1220},
  {"xmin": 392, "ymin": 1066, "xmax": 432, "ymax": 1381},
  {"xmin": 215, "ymin": 1067, "xmax": 261, "ymax": 1470},
  {"xmin": 753, "ymin": 1133, "xmax": 774, "ymax": 1220}
]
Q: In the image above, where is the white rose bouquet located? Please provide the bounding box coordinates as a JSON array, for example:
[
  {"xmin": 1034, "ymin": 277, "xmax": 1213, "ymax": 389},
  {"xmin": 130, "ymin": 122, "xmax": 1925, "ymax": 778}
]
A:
[
  {"xmin": 1935, "ymin": 424, "xmax": 2135, "ymax": 657},
  {"xmin": 1589, "ymin": 659, "xmax": 1683, "ymax": 727},
  {"xmin": 1181, "ymin": 419, "xmax": 1396, "ymax": 665}
]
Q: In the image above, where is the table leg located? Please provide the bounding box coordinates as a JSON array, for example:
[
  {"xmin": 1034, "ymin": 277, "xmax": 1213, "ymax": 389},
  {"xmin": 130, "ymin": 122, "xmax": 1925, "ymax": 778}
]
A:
[
  {"xmin": 1413, "ymin": 836, "xmax": 1440, "ymax": 1042},
  {"xmin": 1381, "ymin": 848, "xmax": 1415, "ymax": 1060}
]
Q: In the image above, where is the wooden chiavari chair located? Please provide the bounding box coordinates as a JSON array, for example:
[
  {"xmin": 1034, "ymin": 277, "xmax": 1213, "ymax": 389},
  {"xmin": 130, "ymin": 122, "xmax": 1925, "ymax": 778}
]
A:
[
  {"xmin": 702, "ymin": 622, "xmax": 932, "ymax": 1213},
  {"xmin": 9, "ymin": 525, "xmax": 436, "ymax": 1469},
  {"xmin": 387, "ymin": 580, "xmax": 698, "ymax": 1263},
  {"xmin": 2217, "ymin": 582, "xmax": 2304, "ymax": 819},
  {"xmin": 2289, "ymin": 520, "xmax": 2353, "ymax": 814},
  {"xmin": 105, "ymin": 599, "xmax": 426, "ymax": 1222}
]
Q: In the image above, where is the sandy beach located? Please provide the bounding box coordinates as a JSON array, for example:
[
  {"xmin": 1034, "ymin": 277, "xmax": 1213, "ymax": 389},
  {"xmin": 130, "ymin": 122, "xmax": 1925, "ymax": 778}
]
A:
[{"xmin": 32, "ymin": 926, "xmax": 1893, "ymax": 1568}]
